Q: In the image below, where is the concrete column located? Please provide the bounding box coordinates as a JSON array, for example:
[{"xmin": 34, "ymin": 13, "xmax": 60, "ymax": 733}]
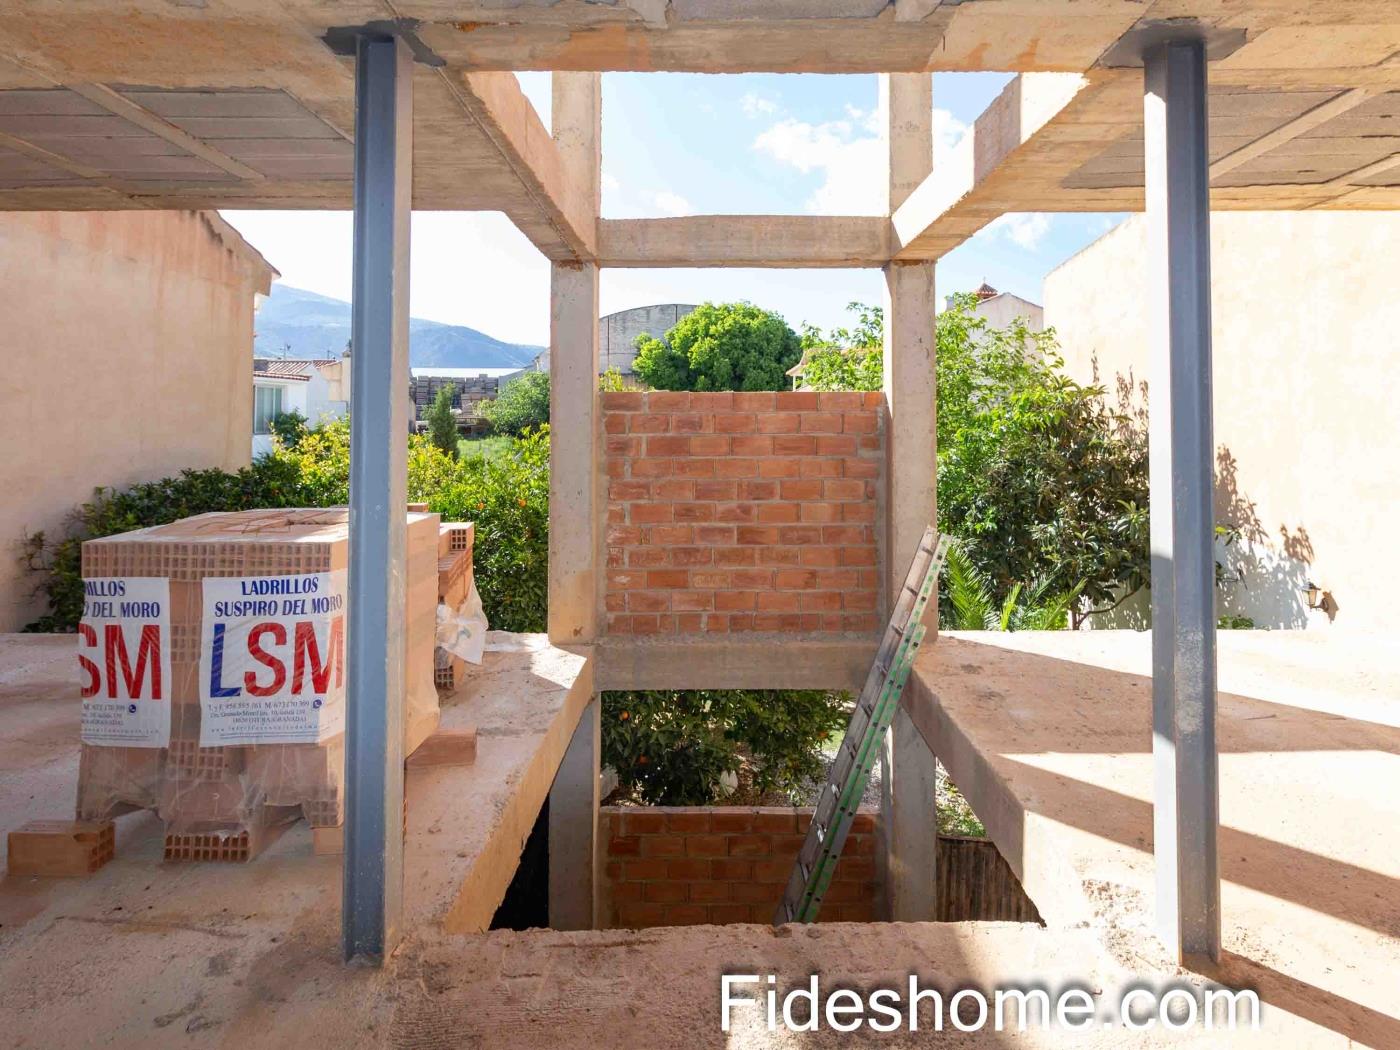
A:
[
  {"xmin": 881, "ymin": 72, "xmax": 933, "ymax": 212},
  {"xmin": 547, "ymin": 72, "xmax": 602, "ymax": 644},
  {"xmin": 549, "ymin": 694, "xmax": 601, "ymax": 929},
  {"xmin": 343, "ymin": 32, "xmax": 412, "ymax": 965},
  {"xmin": 879, "ymin": 73, "xmax": 939, "ymax": 922},
  {"xmin": 880, "ymin": 705, "xmax": 939, "ymax": 919},
  {"xmin": 1144, "ymin": 37, "xmax": 1221, "ymax": 966}
]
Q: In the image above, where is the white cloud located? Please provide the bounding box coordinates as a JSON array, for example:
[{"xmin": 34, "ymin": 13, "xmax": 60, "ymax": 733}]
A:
[
  {"xmin": 753, "ymin": 116, "xmax": 885, "ymax": 215},
  {"xmin": 934, "ymin": 107, "xmax": 969, "ymax": 159},
  {"xmin": 600, "ymin": 172, "xmax": 695, "ymax": 219},
  {"xmin": 983, "ymin": 212, "xmax": 1053, "ymax": 250},
  {"xmin": 652, "ymin": 191, "xmax": 694, "ymax": 216},
  {"xmin": 740, "ymin": 91, "xmax": 780, "ymax": 118},
  {"xmin": 750, "ymin": 102, "xmax": 968, "ymax": 216}
]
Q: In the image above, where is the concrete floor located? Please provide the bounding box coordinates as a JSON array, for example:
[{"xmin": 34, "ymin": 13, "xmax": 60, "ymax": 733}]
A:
[
  {"xmin": 0, "ymin": 630, "xmax": 1386, "ymax": 1047},
  {"xmin": 907, "ymin": 629, "xmax": 1400, "ymax": 1050}
]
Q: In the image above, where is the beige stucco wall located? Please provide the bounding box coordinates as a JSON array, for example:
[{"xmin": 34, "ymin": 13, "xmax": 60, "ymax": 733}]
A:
[
  {"xmin": 0, "ymin": 210, "xmax": 274, "ymax": 630},
  {"xmin": 1044, "ymin": 211, "xmax": 1400, "ymax": 632}
]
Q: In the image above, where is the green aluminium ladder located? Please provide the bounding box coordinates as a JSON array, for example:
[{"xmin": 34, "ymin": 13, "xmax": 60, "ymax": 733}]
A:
[{"xmin": 773, "ymin": 525, "xmax": 950, "ymax": 926}]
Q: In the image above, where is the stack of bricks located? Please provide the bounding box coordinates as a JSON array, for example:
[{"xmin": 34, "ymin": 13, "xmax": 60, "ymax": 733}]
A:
[
  {"xmin": 601, "ymin": 806, "xmax": 879, "ymax": 927},
  {"xmin": 78, "ymin": 509, "xmax": 442, "ymax": 861},
  {"xmin": 602, "ymin": 391, "xmax": 885, "ymax": 635},
  {"xmin": 433, "ymin": 521, "xmax": 476, "ymax": 692}
]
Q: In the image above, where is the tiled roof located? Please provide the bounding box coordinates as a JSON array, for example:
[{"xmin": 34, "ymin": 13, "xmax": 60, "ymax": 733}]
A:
[
  {"xmin": 254, "ymin": 359, "xmax": 314, "ymax": 381},
  {"xmin": 253, "ymin": 358, "xmax": 337, "ymax": 381}
]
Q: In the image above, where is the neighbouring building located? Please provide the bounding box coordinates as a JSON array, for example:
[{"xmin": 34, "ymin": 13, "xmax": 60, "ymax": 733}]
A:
[
  {"xmin": 532, "ymin": 303, "xmax": 697, "ymax": 379},
  {"xmin": 787, "ymin": 284, "xmax": 1044, "ymax": 390},
  {"xmin": 251, "ymin": 354, "xmax": 350, "ymax": 456},
  {"xmin": 1045, "ymin": 211, "xmax": 1400, "ymax": 633},
  {"xmin": 961, "ymin": 281, "xmax": 1044, "ymax": 333},
  {"xmin": 0, "ymin": 209, "xmax": 276, "ymax": 631}
]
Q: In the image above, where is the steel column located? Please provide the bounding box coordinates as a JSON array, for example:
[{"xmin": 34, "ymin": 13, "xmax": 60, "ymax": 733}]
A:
[
  {"xmin": 1144, "ymin": 37, "xmax": 1221, "ymax": 965},
  {"xmin": 343, "ymin": 32, "xmax": 412, "ymax": 965}
]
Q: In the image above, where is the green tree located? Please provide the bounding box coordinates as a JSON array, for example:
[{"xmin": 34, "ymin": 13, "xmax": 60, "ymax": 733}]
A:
[
  {"xmin": 268, "ymin": 409, "xmax": 308, "ymax": 449},
  {"xmin": 633, "ymin": 301, "xmax": 802, "ymax": 392},
  {"xmin": 802, "ymin": 297, "xmax": 1150, "ymax": 625},
  {"xmin": 598, "ymin": 367, "xmax": 627, "ymax": 392},
  {"xmin": 22, "ymin": 418, "xmax": 537, "ymax": 634},
  {"xmin": 601, "ymin": 688, "xmax": 848, "ymax": 806},
  {"xmin": 484, "ymin": 370, "xmax": 550, "ymax": 436},
  {"xmin": 429, "ymin": 427, "xmax": 551, "ymax": 633},
  {"xmin": 799, "ymin": 302, "xmax": 884, "ymax": 392},
  {"xmin": 425, "ymin": 385, "xmax": 460, "ymax": 459}
]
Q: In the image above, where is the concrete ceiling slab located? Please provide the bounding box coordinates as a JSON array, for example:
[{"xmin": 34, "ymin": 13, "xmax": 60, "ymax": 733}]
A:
[
  {"xmin": 0, "ymin": 0, "xmax": 1393, "ymax": 253},
  {"xmin": 1061, "ymin": 87, "xmax": 1400, "ymax": 193},
  {"xmin": 0, "ymin": 141, "xmax": 81, "ymax": 186}
]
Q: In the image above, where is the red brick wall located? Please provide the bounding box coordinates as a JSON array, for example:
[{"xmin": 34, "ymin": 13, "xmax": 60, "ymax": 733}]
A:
[
  {"xmin": 601, "ymin": 806, "xmax": 880, "ymax": 927},
  {"xmin": 602, "ymin": 391, "xmax": 884, "ymax": 636}
]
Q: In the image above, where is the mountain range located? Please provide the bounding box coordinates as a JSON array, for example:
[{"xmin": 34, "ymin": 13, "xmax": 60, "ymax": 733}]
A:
[{"xmin": 253, "ymin": 284, "xmax": 543, "ymax": 369}]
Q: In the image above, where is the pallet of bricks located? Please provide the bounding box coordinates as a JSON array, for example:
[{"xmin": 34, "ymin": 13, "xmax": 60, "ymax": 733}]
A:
[
  {"xmin": 433, "ymin": 520, "xmax": 475, "ymax": 693},
  {"xmin": 75, "ymin": 508, "xmax": 451, "ymax": 863}
]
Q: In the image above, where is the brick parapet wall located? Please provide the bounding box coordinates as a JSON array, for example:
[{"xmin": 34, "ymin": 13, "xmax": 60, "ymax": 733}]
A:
[
  {"xmin": 601, "ymin": 805, "xmax": 880, "ymax": 927},
  {"xmin": 601, "ymin": 391, "xmax": 885, "ymax": 636}
]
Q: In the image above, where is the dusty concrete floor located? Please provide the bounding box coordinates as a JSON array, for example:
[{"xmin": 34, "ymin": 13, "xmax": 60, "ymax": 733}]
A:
[
  {"xmin": 908, "ymin": 629, "xmax": 1400, "ymax": 1050},
  {"xmin": 0, "ymin": 631, "xmax": 1383, "ymax": 1048},
  {"xmin": 0, "ymin": 912, "xmax": 1347, "ymax": 1048}
]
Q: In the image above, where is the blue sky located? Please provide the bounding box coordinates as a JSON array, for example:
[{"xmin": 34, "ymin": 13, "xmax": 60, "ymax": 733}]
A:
[{"xmin": 224, "ymin": 73, "xmax": 1124, "ymax": 349}]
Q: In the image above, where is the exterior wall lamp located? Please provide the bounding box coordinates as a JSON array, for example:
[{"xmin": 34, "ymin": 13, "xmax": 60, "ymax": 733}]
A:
[{"xmin": 1303, "ymin": 581, "xmax": 1329, "ymax": 612}]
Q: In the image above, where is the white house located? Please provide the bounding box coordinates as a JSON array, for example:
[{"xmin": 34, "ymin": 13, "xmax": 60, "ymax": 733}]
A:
[
  {"xmin": 251, "ymin": 355, "xmax": 350, "ymax": 456},
  {"xmin": 955, "ymin": 282, "xmax": 1045, "ymax": 332},
  {"xmin": 788, "ymin": 284, "xmax": 1044, "ymax": 390}
]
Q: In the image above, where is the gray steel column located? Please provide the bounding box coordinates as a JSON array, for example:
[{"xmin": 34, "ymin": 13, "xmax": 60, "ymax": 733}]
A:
[
  {"xmin": 343, "ymin": 32, "xmax": 412, "ymax": 965},
  {"xmin": 1144, "ymin": 37, "xmax": 1221, "ymax": 965}
]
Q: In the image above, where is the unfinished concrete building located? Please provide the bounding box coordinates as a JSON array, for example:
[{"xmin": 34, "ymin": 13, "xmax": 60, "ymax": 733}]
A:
[{"xmin": 0, "ymin": 3, "xmax": 1397, "ymax": 1047}]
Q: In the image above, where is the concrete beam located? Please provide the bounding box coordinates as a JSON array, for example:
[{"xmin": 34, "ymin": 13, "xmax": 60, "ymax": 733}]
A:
[
  {"xmin": 892, "ymin": 72, "xmax": 1089, "ymax": 260},
  {"xmin": 549, "ymin": 694, "xmax": 601, "ymax": 930},
  {"xmin": 593, "ymin": 636, "xmax": 880, "ymax": 693},
  {"xmin": 445, "ymin": 71, "xmax": 597, "ymax": 260},
  {"xmin": 597, "ymin": 216, "xmax": 891, "ymax": 268},
  {"xmin": 413, "ymin": 2, "xmax": 1143, "ymax": 74}
]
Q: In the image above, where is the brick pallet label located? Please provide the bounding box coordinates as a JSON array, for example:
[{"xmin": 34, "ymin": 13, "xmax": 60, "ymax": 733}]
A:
[
  {"xmin": 198, "ymin": 569, "xmax": 347, "ymax": 746},
  {"xmin": 78, "ymin": 577, "xmax": 172, "ymax": 748}
]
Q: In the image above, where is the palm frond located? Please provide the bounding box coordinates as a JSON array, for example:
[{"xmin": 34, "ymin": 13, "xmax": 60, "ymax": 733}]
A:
[
  {"xmin": 943, "ymin": 541, "xmax": 997, "ymax": 630},
  {"xmin": 997, "ymin": 583, "xmax": 1022, "ymax": 631}
]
